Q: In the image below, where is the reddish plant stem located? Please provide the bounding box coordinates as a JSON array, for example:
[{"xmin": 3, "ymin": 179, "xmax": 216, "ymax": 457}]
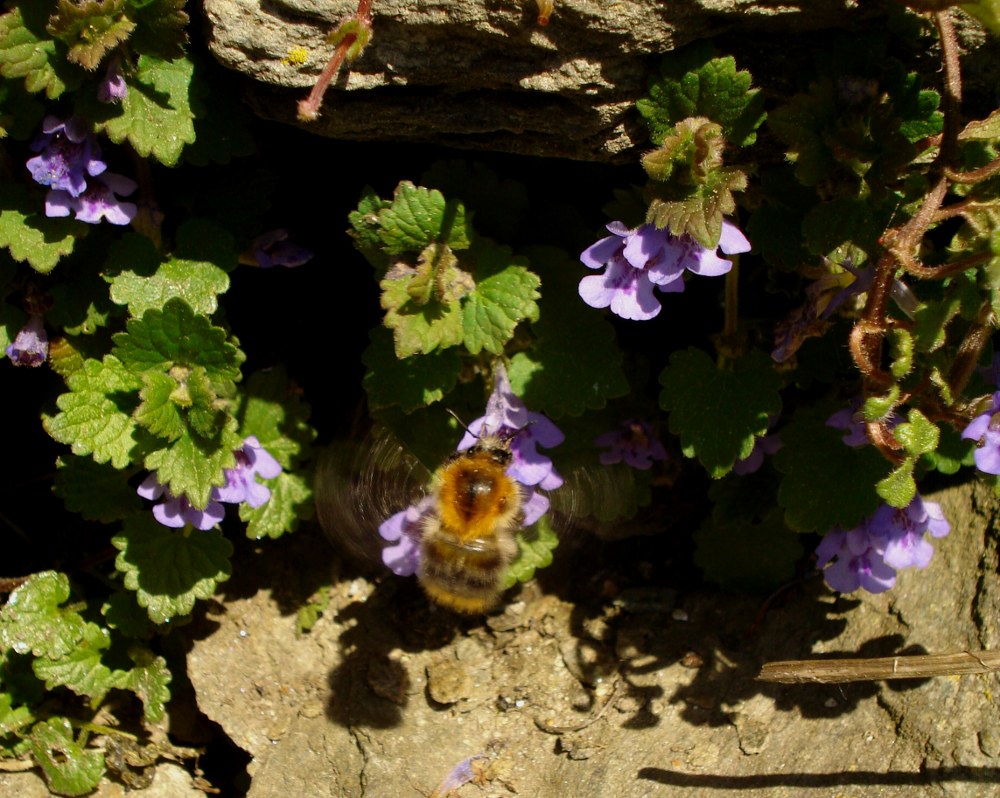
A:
[
  {"xmin": 851, "ymin": 11, "xmax": 962, "ymax": 392},
  {"xmin": 944, "ymin": 155, "xmax": 1000, "ymax": 184},
  {"xmin": 297, "ymin": 0, "xmax": 374, "ymax": 122}
]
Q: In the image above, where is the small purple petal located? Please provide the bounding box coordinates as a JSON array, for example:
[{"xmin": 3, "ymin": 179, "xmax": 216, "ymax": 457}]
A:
[{"xmin": 5, "ymin": 315, "xmax": 48, "ymax": 367}]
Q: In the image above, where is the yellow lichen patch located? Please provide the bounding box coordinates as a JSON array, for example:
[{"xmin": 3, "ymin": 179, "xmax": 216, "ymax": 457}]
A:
[{"xmin": 282, "ymin": 47, "xmax": 309, "ymax": 66}]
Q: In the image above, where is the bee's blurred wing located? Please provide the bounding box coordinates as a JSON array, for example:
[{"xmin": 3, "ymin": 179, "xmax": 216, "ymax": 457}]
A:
[{"xmin": 314, "ymin": 426, "xmax": 431, "ymax": 569}]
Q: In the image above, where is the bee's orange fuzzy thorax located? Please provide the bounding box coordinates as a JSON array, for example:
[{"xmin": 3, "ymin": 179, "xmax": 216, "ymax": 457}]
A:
[{"xmin": 436, "ymin": 451, "xmax": 519, "ymax": 541}]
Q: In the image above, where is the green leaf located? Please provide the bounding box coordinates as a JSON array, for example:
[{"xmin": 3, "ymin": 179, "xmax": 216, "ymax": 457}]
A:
[
  {"xmin": 420, "ymin": 160, "xmax": 530, "ymax": 242},
  {"xmin": 694, "ymin": 509, "xmax": 803, "ymax": 592},
  {"xmin": 960, "ymin": 1, "xmax": 1000, "ymax": 34},
  {"xmin": 239, "ymin": 366, "xmax": 316, "ymax": 467},
  {"xmin": 240, "ymin": 470, "xmax": 313, "ymax": 540},
  {"xmin": 0, "ymin": 692, "xmax": 34, "ymax": 737},
  {"xmin": 53, "ymin": 456, "xmax": 142, "ymax": 523},
  {"xmin": 460, "ymin": 241, "xmax": 540, "ymax": 355},
  {"xmin": 646, "ymin": 167, "xmax": 748, "ymax": 249},
  {"xmin": 119, "ymin": 645, "xmax": 170, "ymax": 722},
  {"xmin": 127, "ymin": 0, "xmax": 188, "ymax": 60},
  {"xmin": 895, "ymin": 409, "xmax": 939, "ymax": 457},
  {"xmin": 28, "ymin": 717, "xmax": 104, "ymax": 797},
  {"xmin": 508, "ymin": 246, "xmax": 628, "ymax": 417},
  {"xmin": 43, "ymin": 355, "xmax": 143, "ymax": 469},
  {"xmin": 348, "ymin": 187, "xmax": 393, "ymax": 272},
  {"xmin": 90, "ymin": 54, "xmax": 196, "ymax": 166},
  {"xmin": 362, "ymin": 326, "xmax": 462, "ymax": 412},
  {"xmin": 101, "ymin": 591, "xmax": 154, "ymax": 639},
  {"xmin": 112, "ymin": 515, "xmax": 233, "ymax": 623},
  {"xmin": 501, "ymin": 515, "xmax": 559, "ymax": 589},
  {"xmin": 47, "ymin": 0, "xmax": 135, "ymax": 71},
  {"xmin": 802, "ymin": 197, "xmax": 887, "ymax": 257},
  {"xmin": 659, "ymin": 348, "xmax": 782, "ymax": 478},
  {"xmin": 32, "ymin": 622, "xmax": 121, "ymax": 705},
  {"xmin": 380, "ymin": 267, "xmax": 466, "ymax": 357},
  {"xmin": 774, "ymin": 408, "xmax": 890, "ymax": 532},
  {"xmin": 143, "ymin": 421, "xmax": 241, "ymax": 509},
  {"xmin": 921, "ymin": 424, "xmax": 974, "ymax": 475},
  {"xmin": 378, "ymin": 182, "xmax": 472, "ymax": 255},
  {"xmin": 112, "ymin": 297, "xmax": 243, "ymax": 381},
  {"xmin": 108, "ymin": 240, "xmax": 232, "ymax": 317},
  {"xmin": 0, "ymin": 5, "xmax": 83, "ymax": 98},
  {"xmin": 0, "ymin": 182, "xmax": 86, "ymax": 273},
  {"xmin": 0, "ymin": 572, "xmax": 86, "ymax": 660},
  {"xmin": 637, "ymin": 45, "xmax": 766, "ymax": 147},
  {"xmin": 876, "ymin": 459, "xmax": 916, "ymax": 508},
  {"xmin": 135, "ymin": 370, "xmax": 186, "ymax": 440}
]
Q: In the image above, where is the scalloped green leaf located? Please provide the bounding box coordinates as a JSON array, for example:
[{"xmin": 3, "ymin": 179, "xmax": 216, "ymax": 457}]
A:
[
  {"xmin": 0, "ymin": 572, "xmax": 86, "ymax": 660},
  {"xmin": 0, "ymin": 693, "xmax": 34, "ymax": 737},
  {"xmin": 501, "ymin": 514, "xmax": 559, "ymax": 589},
  {"xmin": 112, "ymin": 297, "xmax": 243, "ymax": 381},
  {"xmin": 90, "ymin": 54, "xmax": 195, "ymax": 166},
  {"xmin": 240, "ymin": 470, "xmax": 313, "ymax": 540},
  {"xmin": 0, "ymin": 5, "xmax": 83, "ymax": 99},
  {"xmin": 461, "ymin": 243, "xmax": 539, "ymax": 355},
  {"xmin": 362, "ymin": 326, "xmax": 462, "ymax": 412},
  {"xmin": 127, "ymin": 0, "xmax": 188, "ymax": 60},
  {"xmin": 112, "ymin": 515, "xmax": 233, "ymax": 623},
  {"xmin": 637, "ymin": 45, "xmax": 766, "ymax": 147},
  {"xmin": 43, "ymin": 355, "xmax": 143, "ymax": 468},
  {"xmin": 774, "ymin": 408, "xmax": 890, "ymax": 532},
  {"xmin": 28, "ymin": 717, "xmax": 104, "ymax": 797},
  {"xmin": 646, "ymin": 167, "xmax": 747, "ymax": 249},
  {"xmin": 32, "ymin": 622, "xmax": 121, "ymax": 705},
  {"xmin": 508, "ymin": 246, "xmax": 628, "ymax": 417},
  {"xmin": 378, "ymin": 182, "xmax": 472, "ymax": 255},
  {"xmin": 53, "ymin": 456, "xmax": 142, "ymax": 523},
  {"xmin": 659, "ymin": 348, "xmax": 782, "ymax": 478},
  {"xmin": 876, "ymin": 459, "xmax": 916, "ymax": 508},
  {"xmin": 135, "ymin": 370, "xmax": 185, "ymax": 440},
  {"xmin": 120, "ymin": 646, "xmax": 170, "ymax": 722},
  {"xmin": 108, "ymin": 251, "xmax": 230, "ymax": 317},
  {"xmin": 380, "ymin": 270, "xmax": 465, "ymax": 357},
  {"xmin": 0, "ymin": 182, "xmax": 86, "ymax": 273},
  {"xmin": 694, "ymin": 509, "xmax": 803, "ymax": 593}
]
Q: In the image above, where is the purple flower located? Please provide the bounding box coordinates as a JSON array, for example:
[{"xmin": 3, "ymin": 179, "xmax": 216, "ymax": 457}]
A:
[
  {"xmin": 457, "ymin": 365, "xmax": 565, "ymax": 491},
  {"xmin": 594, "ymin": 419, "xmax": 667, "ymax": 470},
  {"xmin": 215, "ymin": 436, "xmax": 283, "ymax": 508},
  {"xmin": 961, "ymin": 392, "xmax": 1000, "ymax": 475},
  {"xmin": 98, "ymin": 57, "xmax": 127, "ymax": 103},
  {"xmin": 379, "ymin": 496, "xmax": 434, "ymax": 576},
  {"xmin": 26, "ymin": 116, "xmax": 106, "ymax": 198},
  {"xmin": 816, "ymin": 496, "xmax": 950, "ymax": 594},
  {"xmin": 6, "ymin": 314, "xmax": 48, "ymax": 367},
  {"xmin": 579, "ymin": 219, "xmax": 750, "ymax": 321},
  {"xmin": 137, "ymin": 475, "xmax": 225, "ymax": 531},
  {"xmin": 732, "ymin": 432, "xmax": 782, "ymax": 475},
  {"xmin": 243, "ymin": 229, "xmax": 313, "ymax": 268},
  {"xmin": 45, "ymin": 172, "xmax": 137, "ymax": 226},
  {"xmin": 826, "ymin": 404, "xmax": 871, "ymax": 447}
]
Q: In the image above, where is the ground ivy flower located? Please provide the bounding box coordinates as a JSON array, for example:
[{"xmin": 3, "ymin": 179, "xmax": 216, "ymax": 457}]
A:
[
  {"xmin": 46, "ymin": 172, "xmax": 138, "ymax": 225},
  {"xmin": 215, "ymin": 436, "xmax": 283, "ymax": 508},
  {"xmin": 816, "ymin": 495, "xmax": 950, "ymax": 594},
  {"xmin": 961, "ymin": 392, "xmax": 1000, "ymax": 474},
  {"xmin": 98, "ymin": 57, "xmax": 127, "ymax": 103},
  {"xmin": 379, "ymin": 496, "xmax": 434, "ymax": 576},
  {"xmin": 5, "ymin": 314, "xmax": 48, "ymax": 367},
  {"xmin": 26, "ymin": 116, "xmax": 105, "ymax": 197},
  {"xmin": 579, "ymin": 219, "xmax": 750, "ymax": 321},
  {"xmin": 242, "ymin": 229, "xmax": 314, "ymax": 268},
  {"xmin": 732, "ymin": 432, "xmax": 782, "ymax": 475},
  {"xmin": 595, "ymin": 419, "xmax": 667, "ymax": 469},
  {"xmin": 137, "ymin": 475, "xmax": 225, "ymax": 530}
]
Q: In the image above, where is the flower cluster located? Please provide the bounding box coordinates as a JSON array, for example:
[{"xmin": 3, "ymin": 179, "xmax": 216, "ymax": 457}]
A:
[
  {"xmin": 137, "ymin": 436, "xmax": 281, "ymax": 529},
  {"xmin": 379, "ymin": 364, "xmax": 564, "ymax": 576},
  {"xmin": 816, "ymin": 496, "xmax": 950, "ymax": 594},
  {"xmin": 594, "ymin": 419, "xmax": 667, "ymax": 470},
  {"xmin": 578, "ymin": 220, "xmax": 750, "ymax": 321},
  {"xmin": 962, "ymin": 392, "xmax": 1000, "ymax": 475},
  {"xmin": 26, "ymin": 116, "xmax": 136, "ymax": 226},
  {"xmin": 6, "ymin": 315, "xmax": 49, "ymax": 367}
]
